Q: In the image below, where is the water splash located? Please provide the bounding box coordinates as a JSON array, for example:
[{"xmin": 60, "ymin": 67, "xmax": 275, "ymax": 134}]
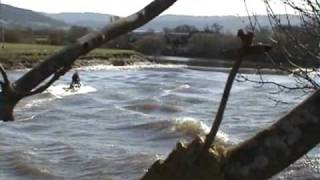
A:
[
  {"xmin": 125, "ymin": 117, "xmax": 230, "ymax": 143},
  {"xmin": 23, "ymin": 98, "xmax": 56, "ymax": 109},
  {"xmin": 124, "ymin": 103, "xmax": 181, "ymax": 114},
  {"xmin": 10, "ymin": 151, "xmax": 55, "ymax": 179},
  {"xmin": 172, "ymin": 117, "xmax": 209, "ymax": 136},
  {"xmin": 172, "ymin": 117, "xmax": 230, "ymax": 142},
  {"xmin": 162, "ymin": 84, "xmax": 191, "ymax": 96},
  {"xmin": 77, "ymin": 64, "xmax": 186, "ymax": 71},
  {"xmin": 47, "ymin": 84, "xmax": 97, "ymax": 98}
]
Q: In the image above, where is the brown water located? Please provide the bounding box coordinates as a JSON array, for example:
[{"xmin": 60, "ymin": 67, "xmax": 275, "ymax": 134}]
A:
[{"xmin": 0, "ymin": 64, "xmax": 319, "ymax": 179}]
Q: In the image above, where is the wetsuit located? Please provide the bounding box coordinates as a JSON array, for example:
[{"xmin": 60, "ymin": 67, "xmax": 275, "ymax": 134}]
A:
[{"xmin": 70, "ymin": 72, "xmax": 81, "ymax": 88}]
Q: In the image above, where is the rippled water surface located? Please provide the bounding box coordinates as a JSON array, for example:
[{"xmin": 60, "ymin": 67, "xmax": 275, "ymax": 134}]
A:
[{"xmin": 1, "ymin": 64, "xmax": 319, "ymax": 179}]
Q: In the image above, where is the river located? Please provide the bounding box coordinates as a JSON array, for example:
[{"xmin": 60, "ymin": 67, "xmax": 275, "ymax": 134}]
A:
[{"xmin": 0, "ymin": 63, "xmax": 319, "ymax": 179}]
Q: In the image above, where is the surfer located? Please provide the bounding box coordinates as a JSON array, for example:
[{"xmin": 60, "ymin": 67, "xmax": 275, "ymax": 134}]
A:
[{"xmin": 69, "ymin": 71, "xmax": 81, "ymax": 89}]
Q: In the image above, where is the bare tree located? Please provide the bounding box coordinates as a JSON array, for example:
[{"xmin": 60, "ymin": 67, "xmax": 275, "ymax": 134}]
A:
[
  {"xmin": 238, "ymin": 0, "xmax": 320, "ymax": 94},
  {"xmin": 0, "ymin": 0, "xmax": 177, "ymax": 121},
  {"xmin": 265, "ymin": 0, "xmax": 320, "ymax": 88}
]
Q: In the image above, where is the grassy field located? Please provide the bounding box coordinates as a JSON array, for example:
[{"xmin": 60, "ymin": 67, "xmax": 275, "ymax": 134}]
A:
[{"xmin": 0, "ymin": 43, "xmax": 145, "ymax": 69}]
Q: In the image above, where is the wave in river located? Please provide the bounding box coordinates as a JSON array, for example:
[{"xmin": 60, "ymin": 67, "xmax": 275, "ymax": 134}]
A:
[
  {"xmin": 124, "ymin": 102, "xmax": 182, "ymax": 115},
  {"xmin": 47, "ymin": 84, "xmax": 97, "ymax": 98},
  {"xmin": 171, "ymin": 117, "xmax": 210, "ymax": 136},
  {"xmin": 78, "ymin": 64, "xmax": 186, "ymax": 71},
  {"xmin": 172, "ymin": 117, "xmax": 230, "ymax": 142},
  {"xmin": 23, "ymin": 98, "xmax": 56, "ymax": 109},
  {"xmin": 21, "ymin": 84, "xmax": 96, "ymax": 110},
  {"xmin": 0, "ymin": 151, "xmax": 56, "ymax": 179},
  {"xmin": 124, "ymin": 117, "xmax": 229, "ymax": 143}
]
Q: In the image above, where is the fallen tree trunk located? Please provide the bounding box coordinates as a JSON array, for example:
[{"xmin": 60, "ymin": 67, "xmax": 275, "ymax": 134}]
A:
[
  {"xmin": 0, "ymin": 0, "xmax": 177, "ymax": 121},
  {"xmin": 141, "ymin": 89, "xmax": 320, "ymax": 180}
]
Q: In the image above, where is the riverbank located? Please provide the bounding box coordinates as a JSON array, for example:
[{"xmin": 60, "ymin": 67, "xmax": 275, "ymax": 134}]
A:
[
  {"xmin": 0, "ymin": 43, "xmax": 151, "ymax": 70},
  {"xmin": 0, "ymin": 43, "xmax": 287, "ymax": 75},
  {"xmin": 151, "ymin": 55, "xmax": 287, "ymax": 74}
]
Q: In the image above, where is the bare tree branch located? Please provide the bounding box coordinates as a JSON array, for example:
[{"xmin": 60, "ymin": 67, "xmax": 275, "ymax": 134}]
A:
[
  {"xmin": 243, "ymin": 0, "xmax": 256, "ymax": 32},
  {"xmin": 0, "ymin": 64, "xmax": 9, "ymax": 85},
  {"xmin": 236, "ymin": 73, "xmax": 315, "ymax": 91},
  {"xmin": 18, "ymin": 66, "xmax": 70, "ymax": 97},
  {"xmin": 201, "ymin": 30, "xmax": 272, "ymax": 154},
  {"xmin": 265, "ymin": 0, "xmax": 320, "ymax": 62},
  {"xmin": 265, "ymin": 53, "xmax": 320, "ymax": 89}
]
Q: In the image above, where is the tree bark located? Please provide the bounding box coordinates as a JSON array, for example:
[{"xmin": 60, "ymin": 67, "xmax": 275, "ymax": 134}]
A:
[
  {"xmin": 141, "ymin": 90, "xmax": 320, "ymax": 180},
  {"xmin": 0, "ymin": 0, "xmax": 177, "ymax": 121}
]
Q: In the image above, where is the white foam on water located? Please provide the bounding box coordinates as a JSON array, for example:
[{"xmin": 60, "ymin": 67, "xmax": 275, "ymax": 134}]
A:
[
  {"xmin": 172, "ymin": 117, "xmax": 230, "ymax": 142},
  {"xmin": 23, "ymin": 98, "xmax": 56, "ymax": 109},
  {"xmin": 47, "ymin": 84, "xmax": 97, "ymax": 98},
  {"xmin": 17, "ymin": 115, "xmax": 36, "ymax": 122},
  {"xmin": 289, "ymin": 68, "xmax": 320, "ymax": 83},
  {"xmin": 77, "ymin": 64, "xmax": 186, "ymax": 71},
  {"xmin": 161, "ymin": 84, "xmax": 191, "ymax": 97},
  {"xmin": 172, "ymin": 117, "xmax": 209, "ymax": 135},
  {"xmin": 22, "ymin": 84, "xmax": 96, "ymax": 109}
]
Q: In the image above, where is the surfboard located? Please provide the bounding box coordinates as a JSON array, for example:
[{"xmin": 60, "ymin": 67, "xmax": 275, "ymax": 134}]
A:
[{"xmin": 63, "ymin": 84, "xmax": 81, "ymax": 92}]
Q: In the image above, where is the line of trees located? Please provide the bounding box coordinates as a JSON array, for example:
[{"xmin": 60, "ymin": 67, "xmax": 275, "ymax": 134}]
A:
[
  {"xmin": 2, "ymin": 14, "xmax": 319, "ymax": 69},
  {"xmin": 2, "ymin": 25, "xmax": 89, "ymax": 45},
  {"xmin": 134, "ymin": 23, "xmax": 319, "ymax": 68}
]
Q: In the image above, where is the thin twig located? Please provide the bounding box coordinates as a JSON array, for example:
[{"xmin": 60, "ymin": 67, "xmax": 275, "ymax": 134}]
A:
[
  {"xmin": 201, "ymin": 52, "xmax": 244, "ymax": 152},
  {"xmin": 0, "ymin": 64, "xmax": 9, "ymax": 85},
  {"xmin": 200, "ymin": 30, "xmax": 272, "ymax": 155}
]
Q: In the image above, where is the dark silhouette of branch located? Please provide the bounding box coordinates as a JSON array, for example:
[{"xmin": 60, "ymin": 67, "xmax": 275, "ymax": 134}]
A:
[
  {"xmin": 243, "ymin": 0, "xmax": 256, "ymax": 32},
  {"xmin": 265, "ymin": 0, "xmax": 320, "ymax": 62},
  {"xmin": 200, "ymin": 52, "xmax": 244, "ymax": 153},
  {"xmin": 236, "ymin": 73, "xmax": 315, "ymax": 91},
  {"xmin": 201, "ymin": 30, "xmax": 272, "ymax": 154},
  {"xmin": 265, "ymin": 53, "xmax": 320, "ymax": 89},
  {"xmin": 0, "ymin": 64, "xmax": 9, "ymax": 85},
  {"xmin": 17, "ymin": 66, "xmax": 70, "ymax": 97}
]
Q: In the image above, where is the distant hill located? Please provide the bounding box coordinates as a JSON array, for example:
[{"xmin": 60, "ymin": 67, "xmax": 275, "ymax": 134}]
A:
[
  {"xmin": 0, "ymin": 4, "xmax": 301, "ymax": 32},
  {"xmin": 0, "ymin": 4, "xmax": 67, "ymax": 29},
  {"xmin": 46, "ymin": 13, "xmax": 301, "ymax": 33},
  {"xmin": 45, "ymin": 12, "xmax": 114, "ymax": 28}
]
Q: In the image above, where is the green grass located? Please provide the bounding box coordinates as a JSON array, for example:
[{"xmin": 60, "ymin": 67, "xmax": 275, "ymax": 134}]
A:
[
  {"xmin": 0, "ymin": 43, "xmax": 141, "ymax": 69},
  {"xmin": 0, "ymin": 43, "xmax": 136, "ymax": 56}
]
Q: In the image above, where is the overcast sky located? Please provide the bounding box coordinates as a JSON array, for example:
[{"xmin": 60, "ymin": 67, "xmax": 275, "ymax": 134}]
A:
[{"xmin": 2, "ymin": 0, "xmax": 292, "ymax": 16}]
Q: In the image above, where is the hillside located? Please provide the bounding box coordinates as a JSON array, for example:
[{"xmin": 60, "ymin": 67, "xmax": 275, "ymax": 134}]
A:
[
  {"xmin": 0, "ymin": 3, "xmax": 301, "ymax": 32},
  {"xmin": 45, "ymin": 12, "xmax": 114, "ymax": 28},
  {"xmin": 0, "ymin": 4, "xmax": 67, "ymax": 29},
  {"xmin": 46, "ymin": 13, "xmax": 301, "ymax": 32}
]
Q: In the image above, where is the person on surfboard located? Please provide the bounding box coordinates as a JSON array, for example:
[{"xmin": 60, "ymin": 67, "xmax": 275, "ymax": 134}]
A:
[{"xmin": 69, "ymin": 71, "xmax": 81, "ymax": 89}]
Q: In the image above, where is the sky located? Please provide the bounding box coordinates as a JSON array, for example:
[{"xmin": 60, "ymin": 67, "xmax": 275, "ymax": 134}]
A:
[{"xmin": 2, "ymin": 0, "xmax": 292, "ymax": 16}]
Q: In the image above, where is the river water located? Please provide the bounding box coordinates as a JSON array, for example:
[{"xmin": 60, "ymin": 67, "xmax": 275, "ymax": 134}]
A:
[{"xmin": 0, "ymin": 64, "xmax": 319, "ymax": 179}]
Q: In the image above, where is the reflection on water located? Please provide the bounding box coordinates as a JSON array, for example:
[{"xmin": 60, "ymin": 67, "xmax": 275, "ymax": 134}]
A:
[{"xmin": 0, "ymin": 64, "xmax": 318, "ymax": 179}]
